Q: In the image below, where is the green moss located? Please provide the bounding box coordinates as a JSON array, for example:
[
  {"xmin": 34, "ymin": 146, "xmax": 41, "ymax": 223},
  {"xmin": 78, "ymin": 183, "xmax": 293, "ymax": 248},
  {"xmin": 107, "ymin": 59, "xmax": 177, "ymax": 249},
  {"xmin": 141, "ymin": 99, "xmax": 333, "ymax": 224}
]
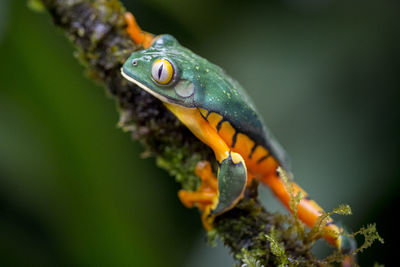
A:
[
  {"xmin": 264, "ymin": 227, "xmax": 290, "ymax": 267},
  {"xmin": 235, "ymin": 248, "xmax": 266, "ymax": 267},
  {"xmin": 214, "ymin": 182, "xmax": 318, "ymax": 266},
  {"xmin": 278, "ymin": 167, "xmax": 306, "ymax": 240},
  {"xmin": 306, "ymin": 204, "xmax": 352, "ymax": 245},
  {"xmin": 353, "ymin": 223, "xmax": 384, "ymax": 254},
  {"xmin": 156, "ymin": 146, "xmax": 201, "ymax": 191},
  {"xmin": 207, "ymin": 229, "xmax": 218, "ymax": 247}
]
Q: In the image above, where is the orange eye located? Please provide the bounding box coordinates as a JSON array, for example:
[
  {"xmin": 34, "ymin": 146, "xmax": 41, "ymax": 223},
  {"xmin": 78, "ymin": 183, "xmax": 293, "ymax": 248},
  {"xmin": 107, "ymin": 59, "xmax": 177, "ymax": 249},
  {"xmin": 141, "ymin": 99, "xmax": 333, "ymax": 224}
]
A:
[{"xmin": 151, "ymin": 58, "xmax": 174, "ymax": 85}]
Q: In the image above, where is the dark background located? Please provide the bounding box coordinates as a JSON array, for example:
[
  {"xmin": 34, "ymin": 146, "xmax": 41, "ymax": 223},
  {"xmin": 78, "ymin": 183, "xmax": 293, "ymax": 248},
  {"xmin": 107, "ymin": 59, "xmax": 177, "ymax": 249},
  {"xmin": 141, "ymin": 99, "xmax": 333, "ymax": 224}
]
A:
[{"xmin": 0, "ymin": 0, "xmax": 399, "ymax": 266}]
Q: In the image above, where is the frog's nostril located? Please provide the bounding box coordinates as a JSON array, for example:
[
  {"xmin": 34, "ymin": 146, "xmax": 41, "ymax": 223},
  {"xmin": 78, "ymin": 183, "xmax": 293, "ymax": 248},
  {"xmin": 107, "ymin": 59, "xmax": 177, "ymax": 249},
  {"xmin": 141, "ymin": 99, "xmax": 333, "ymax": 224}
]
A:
[{"xmin": 132, "ymin": 59, "xmax": 138, "ymax": 66}]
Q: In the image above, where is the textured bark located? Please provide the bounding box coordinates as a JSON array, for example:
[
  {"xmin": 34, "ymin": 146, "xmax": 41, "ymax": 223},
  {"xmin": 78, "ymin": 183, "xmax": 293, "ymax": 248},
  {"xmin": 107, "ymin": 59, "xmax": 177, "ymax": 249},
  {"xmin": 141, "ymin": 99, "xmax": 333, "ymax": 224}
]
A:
[{"xmin": 39, "ymin": 0, "xmax": 318, "ymax": 265}]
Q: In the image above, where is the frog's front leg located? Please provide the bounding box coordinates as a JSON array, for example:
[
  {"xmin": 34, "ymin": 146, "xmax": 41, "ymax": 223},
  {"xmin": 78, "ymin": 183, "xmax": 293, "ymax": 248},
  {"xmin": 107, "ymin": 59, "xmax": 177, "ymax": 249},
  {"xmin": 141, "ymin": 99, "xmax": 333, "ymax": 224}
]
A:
[
  {"xmin": 124, "ymin": 12, "xmax": 155, "ymax": 49},
  {"xmin": 178, "ymin": 161, "xmax": 218, "ymax": 230},
  {"xmin": 165, "ymin": 103, "xmax": 248, "ymax": 218},
  {"xmin": 178, "ymin": 161, "xmax": 218, "ymax": 211},
  {"xmin": 179, "ymin": 161, "xmax": 258, "ymax": 230}
]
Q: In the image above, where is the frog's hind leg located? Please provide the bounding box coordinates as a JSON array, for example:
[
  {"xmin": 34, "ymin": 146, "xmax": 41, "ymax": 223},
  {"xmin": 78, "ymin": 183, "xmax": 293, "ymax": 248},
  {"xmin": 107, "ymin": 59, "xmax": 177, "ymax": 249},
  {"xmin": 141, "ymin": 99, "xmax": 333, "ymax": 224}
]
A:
[
  {"xmin": 261, "ymin": 173, "xmax": 356, "ymax": 254},
  {"xmin": 124, "ymin": 12, "xmax": 155, "ymax": 49},
  {"xmin": 164, "ymin": 103, "xmax": 248, "ymax": 219}
]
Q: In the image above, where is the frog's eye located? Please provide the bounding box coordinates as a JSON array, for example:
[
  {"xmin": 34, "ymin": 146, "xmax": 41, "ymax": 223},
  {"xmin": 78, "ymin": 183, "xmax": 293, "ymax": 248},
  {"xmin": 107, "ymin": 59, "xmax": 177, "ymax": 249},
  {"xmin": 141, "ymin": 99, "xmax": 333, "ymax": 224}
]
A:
[{"xmin": 151, "ymin": 58, "xmax": 175, "ymax": 85}]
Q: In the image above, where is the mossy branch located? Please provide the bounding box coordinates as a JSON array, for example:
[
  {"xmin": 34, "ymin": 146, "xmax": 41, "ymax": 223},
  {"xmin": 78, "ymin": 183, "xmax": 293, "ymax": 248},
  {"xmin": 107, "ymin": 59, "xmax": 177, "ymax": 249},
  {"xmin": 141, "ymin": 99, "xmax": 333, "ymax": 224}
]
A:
[{"xmin": 36, "ymin": 0, "xmax": 381, "ymax": 266}]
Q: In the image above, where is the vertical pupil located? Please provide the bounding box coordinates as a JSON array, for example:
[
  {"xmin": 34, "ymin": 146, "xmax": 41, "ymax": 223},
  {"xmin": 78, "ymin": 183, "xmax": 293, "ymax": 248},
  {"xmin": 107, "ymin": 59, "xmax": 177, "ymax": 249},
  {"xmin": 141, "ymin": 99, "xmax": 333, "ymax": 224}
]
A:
[{"xmin": 158, "ymin": 64, "xmax": 164, "ymax": 80}]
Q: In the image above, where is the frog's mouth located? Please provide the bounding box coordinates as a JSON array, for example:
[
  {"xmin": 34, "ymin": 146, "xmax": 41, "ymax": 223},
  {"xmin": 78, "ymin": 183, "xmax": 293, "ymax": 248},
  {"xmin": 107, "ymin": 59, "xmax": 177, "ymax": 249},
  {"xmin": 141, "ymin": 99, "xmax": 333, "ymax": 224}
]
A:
[{"xmin": 120, "ymin": 68, "xmax": 172, "ymax": 104}]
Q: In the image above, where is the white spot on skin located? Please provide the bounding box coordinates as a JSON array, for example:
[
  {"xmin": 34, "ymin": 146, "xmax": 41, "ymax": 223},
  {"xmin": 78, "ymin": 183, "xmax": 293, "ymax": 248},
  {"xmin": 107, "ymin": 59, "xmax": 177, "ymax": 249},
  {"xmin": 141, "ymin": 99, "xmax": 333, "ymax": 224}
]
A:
[
  {"xmin": 143, "ymin": 56, "xmax": 153, "ymax": 62},
  {"xmin": 175, "ymin": 80, "xmax": 195, "ymax": 98}
]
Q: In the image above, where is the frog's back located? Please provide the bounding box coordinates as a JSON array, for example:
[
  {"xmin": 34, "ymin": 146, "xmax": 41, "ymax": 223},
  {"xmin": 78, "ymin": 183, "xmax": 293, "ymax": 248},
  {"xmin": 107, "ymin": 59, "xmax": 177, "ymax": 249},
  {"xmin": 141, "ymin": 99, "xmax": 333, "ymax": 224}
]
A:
[{"xmin": 192, "ymin": 58, "xmax": 290, "ymax": 174}]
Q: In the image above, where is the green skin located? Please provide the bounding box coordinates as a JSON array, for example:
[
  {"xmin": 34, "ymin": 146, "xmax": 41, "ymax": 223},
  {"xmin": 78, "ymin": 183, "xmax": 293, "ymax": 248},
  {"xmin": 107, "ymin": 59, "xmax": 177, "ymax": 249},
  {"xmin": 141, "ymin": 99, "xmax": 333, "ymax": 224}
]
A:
[{"xmin": 121, "ymin": 34, "xmax": 289, "ymax": 214}]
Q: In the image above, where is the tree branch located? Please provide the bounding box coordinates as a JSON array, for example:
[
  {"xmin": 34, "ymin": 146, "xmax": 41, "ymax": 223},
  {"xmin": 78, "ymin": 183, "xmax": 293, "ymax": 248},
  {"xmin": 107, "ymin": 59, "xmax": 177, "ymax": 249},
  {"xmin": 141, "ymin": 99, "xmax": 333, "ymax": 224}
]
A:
[{"xmin": 39, "ymin": 0, "xmax": 319, "ymax": 265}]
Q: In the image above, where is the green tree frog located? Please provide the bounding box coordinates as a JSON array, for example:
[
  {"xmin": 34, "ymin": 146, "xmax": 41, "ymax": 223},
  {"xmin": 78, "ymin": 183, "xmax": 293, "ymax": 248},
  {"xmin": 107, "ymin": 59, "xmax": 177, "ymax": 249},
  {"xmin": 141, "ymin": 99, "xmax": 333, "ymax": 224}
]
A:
[{"xmin": 121, "ymin": 13, "xmax": 356, "ymax": 254}]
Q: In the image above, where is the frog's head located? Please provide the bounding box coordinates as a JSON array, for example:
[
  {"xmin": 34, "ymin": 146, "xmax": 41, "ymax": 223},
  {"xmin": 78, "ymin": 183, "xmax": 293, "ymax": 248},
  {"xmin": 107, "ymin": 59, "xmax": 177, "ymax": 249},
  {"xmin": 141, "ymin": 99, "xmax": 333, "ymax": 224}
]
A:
[{"xmin": 121, "ymin": 34, "xmax": 209, "ymax": 107}]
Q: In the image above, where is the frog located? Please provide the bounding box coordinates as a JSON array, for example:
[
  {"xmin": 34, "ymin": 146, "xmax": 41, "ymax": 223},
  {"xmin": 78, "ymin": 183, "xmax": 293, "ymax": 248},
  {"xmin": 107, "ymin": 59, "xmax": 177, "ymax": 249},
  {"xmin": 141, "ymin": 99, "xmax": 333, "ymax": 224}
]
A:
[{"xmin": 122, "ymin": 13, "xmax": 356, "ymax": 254}]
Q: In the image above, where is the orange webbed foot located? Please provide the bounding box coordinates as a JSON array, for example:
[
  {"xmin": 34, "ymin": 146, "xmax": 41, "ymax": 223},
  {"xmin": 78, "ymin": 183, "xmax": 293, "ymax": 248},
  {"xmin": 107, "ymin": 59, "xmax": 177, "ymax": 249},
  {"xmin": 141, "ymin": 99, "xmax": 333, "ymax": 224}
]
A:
[
  {"xmin": 124, "ymin": 12, "xmax": 155, "ymax": 49},
  {"xmin": 178, "ymin": 161, "xmax": 218, "ymax": 230}
]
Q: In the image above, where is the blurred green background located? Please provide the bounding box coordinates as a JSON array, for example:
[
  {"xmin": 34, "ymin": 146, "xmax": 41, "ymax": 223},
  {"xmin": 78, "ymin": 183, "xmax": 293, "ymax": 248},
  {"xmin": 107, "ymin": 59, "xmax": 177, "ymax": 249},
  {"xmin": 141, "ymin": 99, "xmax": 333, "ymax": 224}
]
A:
[{"xmin": 0, "ymin": 0, "xmax": 398, "ymax": 266}]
